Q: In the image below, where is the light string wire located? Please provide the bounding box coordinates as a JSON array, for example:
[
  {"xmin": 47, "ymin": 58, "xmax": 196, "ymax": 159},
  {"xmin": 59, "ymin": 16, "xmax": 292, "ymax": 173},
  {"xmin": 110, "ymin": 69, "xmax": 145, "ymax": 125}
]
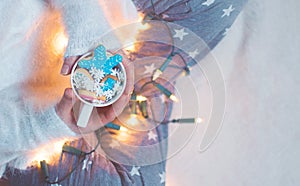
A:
[
  {"xmin": 40, "ymin": 1, "xmax": 197, "ymax": 184},
  {"xmin": 40, "ymin": 128, "xmax": 103, "ymax": 184}
]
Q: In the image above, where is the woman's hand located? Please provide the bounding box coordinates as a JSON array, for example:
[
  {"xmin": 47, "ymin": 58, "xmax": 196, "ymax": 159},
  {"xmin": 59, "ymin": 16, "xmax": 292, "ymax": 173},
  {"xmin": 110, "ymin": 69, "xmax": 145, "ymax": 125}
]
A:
[
  {"xmin": 60, "ymin": 56, "xmax": 80, "ymax": 75},
  {"xmin": 56, "ymin": 53, "xmax": 134, "ymax": 134}
]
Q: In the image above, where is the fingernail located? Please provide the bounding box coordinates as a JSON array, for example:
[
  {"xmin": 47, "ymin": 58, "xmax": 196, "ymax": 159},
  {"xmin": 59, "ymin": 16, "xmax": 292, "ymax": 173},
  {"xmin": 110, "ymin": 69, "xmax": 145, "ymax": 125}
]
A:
[{"xmin": 60, "ymin": 65, "xmax": 70, "ymax": 75}]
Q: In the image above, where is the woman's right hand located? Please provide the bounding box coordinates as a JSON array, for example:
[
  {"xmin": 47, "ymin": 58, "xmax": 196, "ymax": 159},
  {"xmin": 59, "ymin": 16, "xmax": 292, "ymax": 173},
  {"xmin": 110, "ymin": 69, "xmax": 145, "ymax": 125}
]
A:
[{"xmin": 56, "ymin": 53, "xmax": 134, "ymax": 134}]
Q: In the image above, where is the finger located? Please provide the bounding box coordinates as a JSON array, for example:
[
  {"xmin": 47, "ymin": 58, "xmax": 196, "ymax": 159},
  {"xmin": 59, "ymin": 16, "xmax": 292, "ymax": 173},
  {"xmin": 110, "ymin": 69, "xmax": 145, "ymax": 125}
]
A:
[
  {"xmin": 57, "ymin": 88, "xmax": 74, "ymax": 111},
  {"xmin": 95, "ymin": 92, "xmax": 130, "ymax": 123},
  {"xmin": 61, "ymin": 56, "xmax": 80, "ymax": 75}
]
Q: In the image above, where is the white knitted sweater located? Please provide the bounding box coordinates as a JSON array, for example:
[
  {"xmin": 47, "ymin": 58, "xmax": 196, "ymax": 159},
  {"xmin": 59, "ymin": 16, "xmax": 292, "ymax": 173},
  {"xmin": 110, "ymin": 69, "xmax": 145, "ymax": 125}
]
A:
[{"xmin": 0, "ymin": 0, "xmax": 138, "ymax": 177}]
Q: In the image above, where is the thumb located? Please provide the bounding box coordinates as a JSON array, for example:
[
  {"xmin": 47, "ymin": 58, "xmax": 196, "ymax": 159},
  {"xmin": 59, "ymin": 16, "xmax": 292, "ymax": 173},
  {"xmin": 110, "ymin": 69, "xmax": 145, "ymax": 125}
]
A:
[{"xmin": 60, "ymin": 56, "xmax": 80, "ymax": 75}]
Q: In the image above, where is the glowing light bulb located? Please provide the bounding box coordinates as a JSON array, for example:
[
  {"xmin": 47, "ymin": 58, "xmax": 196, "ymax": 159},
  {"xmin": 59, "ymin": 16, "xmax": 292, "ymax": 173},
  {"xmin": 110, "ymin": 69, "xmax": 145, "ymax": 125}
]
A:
[
  {"xmin": 127, "ymin": 114, "xmax": 139, "ymax": 126},
  {"xmin": 181, "ymin": 71, "xmax": 187, "ymax": 77},
  {"xmin": 195, "ymin": 117, "xmax": 203, "ymax": 124},
  {"xmin": 152, "ymin": 69, "xmax": 162, "ymax": 81},
  {"xmin": 31, "ymin": 139, "xmax": 67, "ymax": 166},
  {"xmin": 170, "ymin": 94, "xmax": 179, "ymax": 102},
  {"xmin": 124, "ymin": 41, "xmax": 136, "ymax": 53},
  {"xmin": 119, "ymin": 126, "xmax": 128, "ymax": 132},
  {"xmin": 123, "ymin": 16, "xmax": 150, "ymax": 54},
  {"xmin": 34, "ymin": 151, "xmax": 50, "ymax": 166},
  {"xmin": 53, "ymin": 140, "xmax": 67, "ymax": 153},
  {"xmin": 153, "ymin": 82, "xmax": 178, "ymax": 102},
  {"xmin": 52, "ymin": 31, "xmax": 68, "ymax": 55},
  {"xmin": 137, "ymin": 22, "xmax": 150, "ymax": 31},
  {"xmin": 138, "ymin": 13, "xmax": 145, "ymax": 22},
  {"xmin": 136, "ymin": 95, "xmax": 147, "ymax": 102},
  {"xmin": 117, "ymin": 123, "xmax": 130, "ymax": 141},
  {"xmin": 152, "ymin": 56, "xmax": 173, "ymax": 80}
]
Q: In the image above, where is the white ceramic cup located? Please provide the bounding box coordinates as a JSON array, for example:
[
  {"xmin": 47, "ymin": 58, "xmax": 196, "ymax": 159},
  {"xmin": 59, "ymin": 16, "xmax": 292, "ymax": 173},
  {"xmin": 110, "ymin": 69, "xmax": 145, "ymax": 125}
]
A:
[{"xmin": 70, "ymin": 48, "xmax": 127, "ymax": 128}]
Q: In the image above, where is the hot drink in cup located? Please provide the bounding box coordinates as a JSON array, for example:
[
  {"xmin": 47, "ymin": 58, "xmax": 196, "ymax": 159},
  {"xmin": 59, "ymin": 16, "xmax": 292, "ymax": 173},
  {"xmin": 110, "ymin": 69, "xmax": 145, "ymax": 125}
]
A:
[{"xmin": 71, "ymin": 45, "xmax": 126, "ymax": 127}]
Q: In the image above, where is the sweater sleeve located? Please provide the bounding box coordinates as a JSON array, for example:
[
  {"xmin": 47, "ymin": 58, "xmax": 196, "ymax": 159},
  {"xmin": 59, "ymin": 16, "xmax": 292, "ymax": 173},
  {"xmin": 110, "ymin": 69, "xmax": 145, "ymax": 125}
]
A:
[
  {"xmin": 0, "ymin": 85, "xmax": 76, "ymax": 176},
  {"xmin": 49, "ymin": 0, "xmax": 112, "ymax": 57}
]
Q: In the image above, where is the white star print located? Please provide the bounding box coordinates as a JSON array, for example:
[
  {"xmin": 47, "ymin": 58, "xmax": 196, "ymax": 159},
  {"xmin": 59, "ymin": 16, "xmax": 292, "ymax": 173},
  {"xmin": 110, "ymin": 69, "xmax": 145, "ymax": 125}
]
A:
[
  {"xmin": 160, "ymin": 94, "xmax": 166, "ymax": 103},
  {"xmin": 188, "ymin": 49, "xmax": 200, "ymax": 58},
  {"xmin": 50, "ymin": 177, "xmax": 62, "ymax": 186},
  {"xmin": 222, "ymin": 5, "xmax": 235, "ymax": 18},
  {"xmin": 223, "ymin": 28, "xmax": 230, "ymax": 36},
  {"xmin": 159, "ymin": 171, "xmax": 166, "ymax": 184},
  {"xmin": 173, "ymin": 28, "xmax": 188, "ymax": 40},
  {"xmin": 162, "ymin": 14, "xmax": 169, "ymax": 19},
  {"xmin": 202, "ymin": 0, "xmax": 215, "ymax": 6},
  {"xmin": 109, "ymin": 139, "xmax": 120, "ymax": 149},
  {"xmin": 130, "ymin": 166, "xmax": 141, "ymax": 176},
  {"xmin": 148, "ymin": 130, "xmax": 158, "ymax": 141},
  {"xmin": 82, "ymin": 158, "xmax": 93, "ymax": 171},
  {"xmin": 144, "ymin": 63, "xmax": 156, "ymax": 75}
]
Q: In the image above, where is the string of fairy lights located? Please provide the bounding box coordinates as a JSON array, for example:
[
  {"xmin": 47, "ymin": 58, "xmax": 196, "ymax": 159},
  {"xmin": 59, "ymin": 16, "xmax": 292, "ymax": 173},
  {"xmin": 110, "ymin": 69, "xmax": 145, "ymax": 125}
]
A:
[{"xmin": 39, "ymin": 10, "xmax": 203, "ymax": 184}]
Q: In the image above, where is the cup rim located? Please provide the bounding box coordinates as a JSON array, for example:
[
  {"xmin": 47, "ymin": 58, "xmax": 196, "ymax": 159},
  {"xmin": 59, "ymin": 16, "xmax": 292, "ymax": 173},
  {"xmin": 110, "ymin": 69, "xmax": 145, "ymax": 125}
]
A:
[{"xmin": 70, "ymin": 49, "xmax": 127, "ymax": 107}]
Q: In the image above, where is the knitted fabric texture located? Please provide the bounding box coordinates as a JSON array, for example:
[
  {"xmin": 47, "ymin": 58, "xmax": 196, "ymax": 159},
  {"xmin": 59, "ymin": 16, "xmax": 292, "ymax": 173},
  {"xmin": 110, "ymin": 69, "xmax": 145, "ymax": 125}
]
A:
[{"xmin": 50, "ymin": 0, "xmax": 111, "ymax": 57}]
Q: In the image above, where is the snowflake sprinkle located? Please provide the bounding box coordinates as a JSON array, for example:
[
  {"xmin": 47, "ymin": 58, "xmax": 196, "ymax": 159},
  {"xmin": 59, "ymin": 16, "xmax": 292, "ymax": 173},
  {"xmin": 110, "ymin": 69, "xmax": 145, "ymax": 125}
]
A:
[
  {"xmin": 103, "ymin": 90, "xmax": 114, "ymax": 101},
  {"xmin": 89, "ymin": 67, "xmax": 105, "ymax": 81},
  {"xmin": 94, "ymin": 83, "xmax": 104, "ymax": 97}
]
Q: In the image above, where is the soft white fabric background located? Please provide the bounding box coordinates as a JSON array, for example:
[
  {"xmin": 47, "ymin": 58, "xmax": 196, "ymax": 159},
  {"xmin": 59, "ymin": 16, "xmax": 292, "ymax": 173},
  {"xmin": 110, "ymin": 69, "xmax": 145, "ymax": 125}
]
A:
[
  {"xmin": 166, "ymin": 0, "xmax": 300, "ymax": 185},
  {"xmin": 1, "ymin": 0, "xmax": 299, "ymax": 185}
]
